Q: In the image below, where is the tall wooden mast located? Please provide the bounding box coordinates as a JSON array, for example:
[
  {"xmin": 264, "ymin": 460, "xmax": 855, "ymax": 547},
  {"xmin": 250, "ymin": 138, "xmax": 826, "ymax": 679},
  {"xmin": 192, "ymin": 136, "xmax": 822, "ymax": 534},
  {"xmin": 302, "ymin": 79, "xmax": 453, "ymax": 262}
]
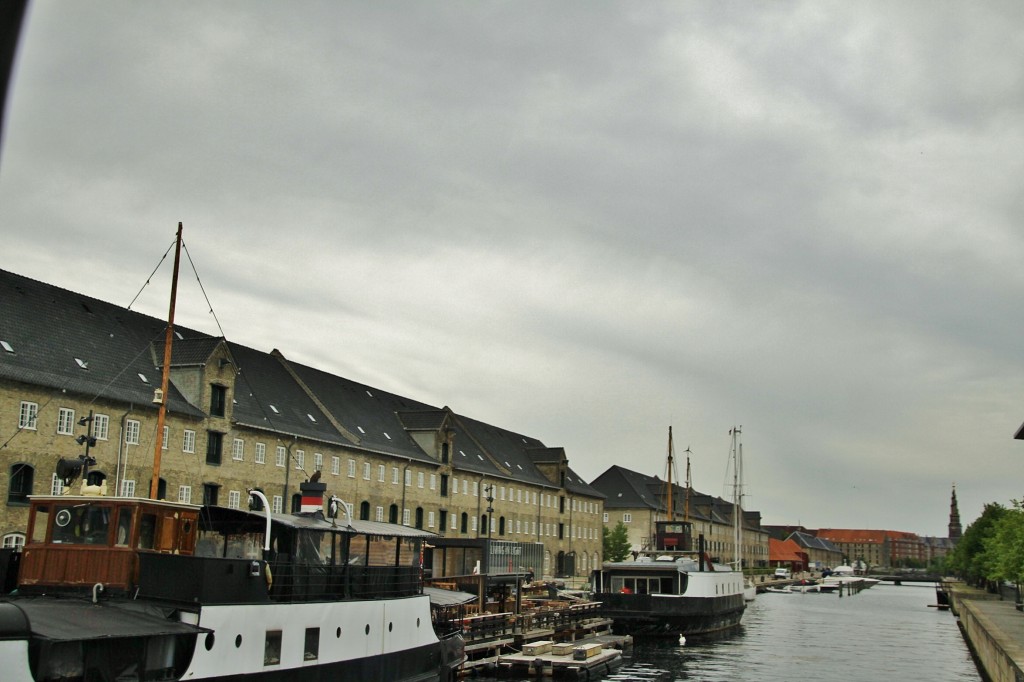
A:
[
  {"xmin": 665, "ymin": 426, "xmax": 674, "ymax": 520},
  {"xmin": 149, "ymin": 223, "xmax": 182, "ymax": 499}
]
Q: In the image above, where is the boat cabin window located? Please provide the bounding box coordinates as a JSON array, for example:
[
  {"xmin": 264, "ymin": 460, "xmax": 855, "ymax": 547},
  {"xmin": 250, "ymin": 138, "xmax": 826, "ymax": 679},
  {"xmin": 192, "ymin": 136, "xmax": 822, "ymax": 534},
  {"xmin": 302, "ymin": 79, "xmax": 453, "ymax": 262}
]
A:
[
  {"xmin": 139, "ymin": 513, "xmax": 157, "ymax": 549},
  {"xmin": 115, "ymin": 507, "xmax": 133, "ymax": 546},
  {"xmin": 30, "ymin": 505, "xmax": 50, "ymax": 543},
  {"xmin": 52, "ymin": 503, "xmax": 111, "ymax": 545},
  {"xmin": 611, "ymin": 576, "xmax": 672, "ymax": 595}
]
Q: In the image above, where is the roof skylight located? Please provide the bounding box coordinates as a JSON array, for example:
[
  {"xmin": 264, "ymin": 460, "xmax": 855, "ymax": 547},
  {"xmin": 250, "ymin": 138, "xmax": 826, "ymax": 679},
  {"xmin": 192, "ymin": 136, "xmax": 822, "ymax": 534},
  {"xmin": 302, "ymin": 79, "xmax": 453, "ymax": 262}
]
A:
[
  {"xmin": 138, "ymin": 373, "xmax": 149, "ymax": 384},
  {"xmin": 0, "ymin": 340, "xmax": 13, "ymax": 353},
  {"xmin": 357, "ymin": 426, "xmax": 365, "ymax": 434},
  {"xmin": 269, "ymin": 405, "xmax": 279, "ymax": 414},
  {"xmin": 307, "ymin": 414, "xmax": 317, "ymax": 423},
  {"xmin": 74, "ymin": 358, "xmax": 88, "ymax": 369},
  {"xmin": 383, "ymin": 432, "xmax": 391, "ymax": 440}
]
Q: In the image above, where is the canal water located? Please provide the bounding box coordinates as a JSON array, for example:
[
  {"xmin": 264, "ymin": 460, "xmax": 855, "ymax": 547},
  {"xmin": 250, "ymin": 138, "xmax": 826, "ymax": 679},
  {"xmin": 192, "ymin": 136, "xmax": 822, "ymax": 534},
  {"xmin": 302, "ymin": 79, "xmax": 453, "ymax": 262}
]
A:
[{"xmin": 480, "ymin": 582, "xmax": 982, "ymax": 681}]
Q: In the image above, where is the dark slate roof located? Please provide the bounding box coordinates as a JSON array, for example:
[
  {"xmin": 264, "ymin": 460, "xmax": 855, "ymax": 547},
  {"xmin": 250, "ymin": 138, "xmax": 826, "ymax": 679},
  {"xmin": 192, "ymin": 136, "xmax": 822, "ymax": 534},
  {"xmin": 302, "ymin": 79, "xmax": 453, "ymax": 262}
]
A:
[
  {"xmin": 228, "ymin": 343, "xmax": 346, "ymax": 445},
  {"xmin": 563, "ymin": 467, "xmax": 604, "ymax": 498},
  {"xmin": 397, "ymin": 410, "xmax": 449, "ymax": 431},
  {"xmin": 169, "ymin": 337, "xmax": 221, "ymax": 367},
  {"xmin": 788, "ymin": 530, "xmax": 840, "ymax": 553},
  {"xmin": 280, "ymin": 355, "xmax": 440, "ymax": 463},
  {"xmin": 0, "ymin": 269, "xmax": 204, "ymax": 418},
  {"xmin": 590, "ymin": 466, "xmax": 662, "ymax": 510},
  {"xmin": 448, "ymin": 414, "xmax": 543, "ymax": 483}
]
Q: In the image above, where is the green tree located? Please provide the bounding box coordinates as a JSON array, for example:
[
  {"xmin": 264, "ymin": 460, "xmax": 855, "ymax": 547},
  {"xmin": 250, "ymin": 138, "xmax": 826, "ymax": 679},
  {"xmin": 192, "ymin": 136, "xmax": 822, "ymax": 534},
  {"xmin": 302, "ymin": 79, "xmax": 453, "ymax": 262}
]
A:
[
  {"xmin": 984, "ymin": 500, "xmax": 1024, "ymax": 589},
  {"xmin": 603, "ymin": 521, "xmax": 631, "ymax": 562},
  {"xmin": 948, "ymin": 502, "xmax": 1006, "ymax": 587}
]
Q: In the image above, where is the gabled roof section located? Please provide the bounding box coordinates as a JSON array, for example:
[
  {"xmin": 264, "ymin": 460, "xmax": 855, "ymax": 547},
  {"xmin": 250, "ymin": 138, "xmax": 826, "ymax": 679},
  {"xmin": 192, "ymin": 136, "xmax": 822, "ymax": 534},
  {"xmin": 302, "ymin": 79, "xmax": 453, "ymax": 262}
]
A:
[
  {"xmin": 0, "ymin": 269, "xmax": 204, "ymax": 418},
  {"xmin": 396, "ymin": 409, "xmax": 450, "ymax": 431},
  {"xmin": 227, "ymin": 343, "xmax": 346, "ymax": 445},
  {"xmin": 168, "ymin": 336, "xmax": 223, "ymax": 367},
  {"xmin": 788, "ymin": 530, "xmax": 840, "ymax": 553},
  {"xmin": 528, "ymin": 447, "xmax": 567, "ymax": 464},
  {"xmin": 590, "ymin": 466, "xmax": 662, "ymax": 510},
  {"xmin": 275, "ymin": 354, "xmax": 440, "ymax": 462},
  {"xmin": 563, "ymin": 467, "xmax": 604, "ymax": 498},
  {"xmin": 447, "ymin": 414, "xmax": 546, "ymax": 483}
]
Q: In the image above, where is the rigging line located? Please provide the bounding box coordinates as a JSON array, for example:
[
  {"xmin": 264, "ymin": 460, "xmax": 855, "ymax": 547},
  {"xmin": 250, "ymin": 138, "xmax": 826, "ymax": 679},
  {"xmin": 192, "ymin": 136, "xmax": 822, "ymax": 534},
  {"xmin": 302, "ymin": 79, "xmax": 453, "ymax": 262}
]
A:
[
  {"xmin": 181, "ymin": 240, "xmax": 227, "ymax": 339},
  {"xmin": 126, "ymin": 238, "xmax": 175, "ymax": 311}
]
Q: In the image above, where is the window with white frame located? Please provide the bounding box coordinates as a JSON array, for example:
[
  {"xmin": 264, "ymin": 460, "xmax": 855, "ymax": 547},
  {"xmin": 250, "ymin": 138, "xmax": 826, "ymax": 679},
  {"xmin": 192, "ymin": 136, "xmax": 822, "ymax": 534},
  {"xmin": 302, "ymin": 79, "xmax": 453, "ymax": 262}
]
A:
[
  {"xmin": 232, "ymin": 438, "xmax": 244, "ymax": 461},
  {"xmin": 405, "ymin": 470, "xmax": 412, "ymax": 487},
  {"xmin": 375, "ymin": 506, "xmax": 384, "ymax": 523},
  {"xmin": 463, "ymin": 479, "xmax": 468, "ymax": 495},
  {"xmin": 92, "ymin": 414, "xmax": 110, "ymax": 440},
  {"xmin": 430, "ymin": 474, "xmax": 436, "ymax": 490},
  {"xmin": 452, "ymin": 477, "xmax": 458, "ymax": 494},
  {"xmin": 473, "ymin": 481, "xmax": 478, "ymax": 497},
  {"xmin": 125, "ymin": 419, "xmax": 141, "ymax": 445},
  {"xmin": 162, "ymin": 425, "xmax": 169, "ymax": 450},
  {"xmin": 272, "ymin": 495, "xmax": 283, "ymax": 514},
  {"xmin": 18, "ymin": 401, "xmax": 38, "ymax": 430},
  {"xmin": 402, "ymin": 509, "xmax": 410, "ymax": 526},
  {"xmin": 392, "ymin": 467, "xmax": 399, "ymax": 484},
  {"xmin": 178, "ymin": 485, "xmax": 192, "ymax": 503},
  {"xmin": 313, "ymin": 453, "xmax": 322, "ymax": 471},
  {"xmin": 428, "ymin": 511, "xmax": 435, "ymax": 528},
  {"xmin": 363, "ymin": 462, "xmax": 371, "ymax": 480},
  {"xmin": 255, "ymin": 442, "xmax": 266, "ymax": 464},
  {"xmin": 346, "ymin": 458, "xmax": 354, "ymax": 478},
  {"xmin": 329, "ymin": 456, "xmax": 339, "ymax": 476},
  {"xmin": 50, "ymin": 473, "xmax": 64, "ymax": 496},
  {"xmin": 603, "ymin": 512, "xmax": 609, "ymax": 522},
  {"xmin": 623, "ymin": 513, "xmax": 632, "ymax": 523},
  {"xmin": 228, "ymin": 490, "xmax": 241, "ymax": 509},
  {"xmin": 378, "ymin": 464, "xmax": 385, "ymax": 482},
  {"xmin": 2, "ymin": 533, "xmax": 25, "ymax": 549},
  {"xmin": 276, "ymin": 446, "xmax": 286, "ymax": 467},
  {"xmin": 295, "ymin": 450, "xmax": 305, "ymax": 470},
  {"xmin": 183, "ymin": 430, "xmax": 196, "ymax": 453},
  {"xmin": 451, "ymin": 514, "xmax": 458, "ymax": 530},
  {"xmin": 471, "ymin": 517, "xmax": 478, "ymax": 532},
  {"xmin": 121, "ymin": 479, "xmax": 136, "ymax": 498},
  {"xmin": 417, "ymin": 472, "xmax": 424, "ymax": 489},
  {"xmin": 57, "ymin": 407, "xmax": 75, "ymax": 435}
]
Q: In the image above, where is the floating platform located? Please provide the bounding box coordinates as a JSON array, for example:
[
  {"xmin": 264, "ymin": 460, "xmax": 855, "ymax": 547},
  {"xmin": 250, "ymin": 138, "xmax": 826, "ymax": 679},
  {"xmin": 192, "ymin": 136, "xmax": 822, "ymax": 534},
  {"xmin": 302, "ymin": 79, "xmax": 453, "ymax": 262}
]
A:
[{"xmin": 495, "ymin": 645, "xmax": 623, "ymax": 680}]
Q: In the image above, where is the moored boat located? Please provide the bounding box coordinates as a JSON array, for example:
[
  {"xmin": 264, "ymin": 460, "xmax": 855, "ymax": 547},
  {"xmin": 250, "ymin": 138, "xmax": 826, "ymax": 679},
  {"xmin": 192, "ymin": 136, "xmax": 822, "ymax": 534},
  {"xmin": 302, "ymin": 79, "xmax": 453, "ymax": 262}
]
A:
[{"xmin": 0, "ymin": 479, "xmax": 464, "ymax": 681}]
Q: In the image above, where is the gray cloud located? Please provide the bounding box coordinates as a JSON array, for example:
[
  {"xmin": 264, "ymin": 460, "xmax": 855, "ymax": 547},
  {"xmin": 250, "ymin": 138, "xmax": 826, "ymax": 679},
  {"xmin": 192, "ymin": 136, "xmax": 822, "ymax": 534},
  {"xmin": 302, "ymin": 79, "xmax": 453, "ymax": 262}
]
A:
[{"xmin": 3, "ymin": 0, "xmax": 1024, "ymax": 535}]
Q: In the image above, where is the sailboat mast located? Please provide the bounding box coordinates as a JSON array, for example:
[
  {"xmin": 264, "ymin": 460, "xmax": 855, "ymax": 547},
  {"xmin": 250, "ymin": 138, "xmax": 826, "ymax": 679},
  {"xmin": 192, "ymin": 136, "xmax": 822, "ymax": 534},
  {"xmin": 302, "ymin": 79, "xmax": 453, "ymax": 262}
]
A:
[
  {"xmin": 665, "ymin": 426, "xmax": 674, "ymax": 520},
  {"xmin": 149, "ymin": 223, "xmax": 183, "ymax": 499},
  {"xmin": 731, "ymin": 426, "xmax": 742, "ymax": 569}
]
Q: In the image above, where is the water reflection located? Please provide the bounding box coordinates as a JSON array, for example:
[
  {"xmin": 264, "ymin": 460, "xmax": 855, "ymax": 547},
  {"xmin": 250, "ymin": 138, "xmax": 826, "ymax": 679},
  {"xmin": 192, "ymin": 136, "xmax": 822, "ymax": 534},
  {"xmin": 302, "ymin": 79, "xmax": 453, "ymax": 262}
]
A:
[{"xmin": 474, "ymin": 583, "xmax": 981, "ymax": 681}]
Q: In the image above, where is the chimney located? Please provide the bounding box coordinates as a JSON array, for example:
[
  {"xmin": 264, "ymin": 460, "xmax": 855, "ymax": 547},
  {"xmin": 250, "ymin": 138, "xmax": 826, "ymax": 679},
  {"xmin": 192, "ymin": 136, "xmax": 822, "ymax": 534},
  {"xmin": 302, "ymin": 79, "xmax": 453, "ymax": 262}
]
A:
[{"xmin": 299, "ymin": 480, "xmax": 327, "ymax": 515}]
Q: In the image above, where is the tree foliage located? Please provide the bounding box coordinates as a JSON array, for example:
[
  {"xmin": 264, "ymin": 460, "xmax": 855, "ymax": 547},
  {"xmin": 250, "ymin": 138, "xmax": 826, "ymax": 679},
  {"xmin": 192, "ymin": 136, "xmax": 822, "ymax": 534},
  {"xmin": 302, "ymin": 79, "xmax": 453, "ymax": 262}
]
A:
[
  {"xmin": 603, "ymin": 521, "xmax": 631, "ymax": 562},
  {"xmin": 984, "ymin": 500, "xmax": 1024, "ymax": 586},
  {"xmin": 948, "ymin": 502, "xmax": 1007, "ymax": 587}
]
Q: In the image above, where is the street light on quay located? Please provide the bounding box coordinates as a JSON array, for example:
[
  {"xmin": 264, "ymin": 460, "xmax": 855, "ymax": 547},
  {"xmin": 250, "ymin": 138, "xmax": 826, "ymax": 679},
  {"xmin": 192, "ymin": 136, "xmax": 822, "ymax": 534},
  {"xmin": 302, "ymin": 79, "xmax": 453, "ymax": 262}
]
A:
[{"xmin": 484, "ymin": 483, "xmax": 495, "ymax": 541}]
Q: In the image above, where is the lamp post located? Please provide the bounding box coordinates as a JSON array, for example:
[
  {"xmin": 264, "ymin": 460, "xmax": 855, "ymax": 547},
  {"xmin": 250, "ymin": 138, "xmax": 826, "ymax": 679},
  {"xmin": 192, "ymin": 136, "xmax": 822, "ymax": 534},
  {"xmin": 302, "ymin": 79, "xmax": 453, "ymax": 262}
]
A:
[{"xmin": 484, "ymin": 484, "xmax": 495, "ymax": 540}]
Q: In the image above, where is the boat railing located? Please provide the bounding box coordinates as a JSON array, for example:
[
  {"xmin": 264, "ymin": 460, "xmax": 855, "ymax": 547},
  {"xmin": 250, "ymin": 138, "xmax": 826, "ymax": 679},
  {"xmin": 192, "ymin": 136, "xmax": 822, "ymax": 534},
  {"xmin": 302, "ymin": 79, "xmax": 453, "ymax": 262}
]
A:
[{"xmin": 135, "ymin": 553, "xmax": 422, "ymax": 604}]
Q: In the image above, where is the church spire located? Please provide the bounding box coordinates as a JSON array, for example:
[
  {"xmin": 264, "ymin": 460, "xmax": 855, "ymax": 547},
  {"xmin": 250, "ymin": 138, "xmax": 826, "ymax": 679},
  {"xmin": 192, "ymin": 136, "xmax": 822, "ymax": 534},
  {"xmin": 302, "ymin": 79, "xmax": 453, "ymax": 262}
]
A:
[{"xmin": 948, "ymin": 483, "xmax": 962, "ymax": 540}]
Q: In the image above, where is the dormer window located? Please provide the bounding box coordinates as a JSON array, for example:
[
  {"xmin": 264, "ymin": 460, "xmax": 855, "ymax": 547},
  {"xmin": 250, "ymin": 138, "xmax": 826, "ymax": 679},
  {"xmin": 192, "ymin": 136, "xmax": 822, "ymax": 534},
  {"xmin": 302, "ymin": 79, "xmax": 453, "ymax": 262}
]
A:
[{"xmin": 210, "ymin": 384, "xmax": 227, "ymax": 417}]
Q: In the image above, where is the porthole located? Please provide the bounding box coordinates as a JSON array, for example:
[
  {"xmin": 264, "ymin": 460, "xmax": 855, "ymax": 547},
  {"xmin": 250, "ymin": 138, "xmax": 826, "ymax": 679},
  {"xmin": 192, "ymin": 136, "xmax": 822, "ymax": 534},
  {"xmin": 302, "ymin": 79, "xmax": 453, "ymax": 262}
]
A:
[
  {"xmin": 235, "ymin": 634, "xmax": 242, "ymax": 648},
  {"xmin": 365, "ymin": 624, "xmax": 370, "ymax": 635},
  {"xmin": 205, "ymin": 633, "xmax": 215, "ymax": 651},
  {"xmin": 416, "ymin": 618, "xmax": 421, "ymax": 628},
  {"xmin": 336, "ymin": 627, "xmax": 341, "ymax": 638},
  {"xmin": 388, "ymin": 622, "xmax": 393, "ymax": 632}
]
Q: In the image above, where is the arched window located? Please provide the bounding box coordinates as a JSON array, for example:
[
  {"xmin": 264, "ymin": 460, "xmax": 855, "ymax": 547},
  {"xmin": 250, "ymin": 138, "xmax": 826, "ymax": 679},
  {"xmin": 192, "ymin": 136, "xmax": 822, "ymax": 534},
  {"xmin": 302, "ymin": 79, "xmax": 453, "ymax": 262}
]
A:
[
  {"xmin": 8, "ymin": 464, "xmax": 33, "ymax": 505},
  {"xmin": 498, "ymin": 516, "xmax": 505, "ymax": 536},
  {"xmin": 389, "ymin": 504, "xmax": 399, "ymax": 524},
  {"xmin": 415, "ymin": 507, "xmax": 424, "ymax": 529},
  {"xmin": 359, "ymin": 501, "xmax": 370, "ymax": 520},
  {"xmin": 291, "ymin": 494, "xmax": 302, "ymax": 513},
  {"xmin": 460, "ymin": 512, "xmax": 468, "ymax": 533},
  {"xmin": 2, "ymin": 533, "xmax": 25, "ymax": 549},
  {"xmin": 480, "ymin": 514, "xmax": 488, "ymax": 536}
]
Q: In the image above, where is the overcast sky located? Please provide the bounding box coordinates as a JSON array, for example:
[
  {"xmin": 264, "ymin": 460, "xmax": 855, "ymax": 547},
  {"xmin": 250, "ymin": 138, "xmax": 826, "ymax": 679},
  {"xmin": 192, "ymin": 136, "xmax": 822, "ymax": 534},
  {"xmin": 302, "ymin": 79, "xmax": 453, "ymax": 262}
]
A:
[{"xmin": 3, "ymin": 1, "xmax": 1023, "ymax": 537}]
